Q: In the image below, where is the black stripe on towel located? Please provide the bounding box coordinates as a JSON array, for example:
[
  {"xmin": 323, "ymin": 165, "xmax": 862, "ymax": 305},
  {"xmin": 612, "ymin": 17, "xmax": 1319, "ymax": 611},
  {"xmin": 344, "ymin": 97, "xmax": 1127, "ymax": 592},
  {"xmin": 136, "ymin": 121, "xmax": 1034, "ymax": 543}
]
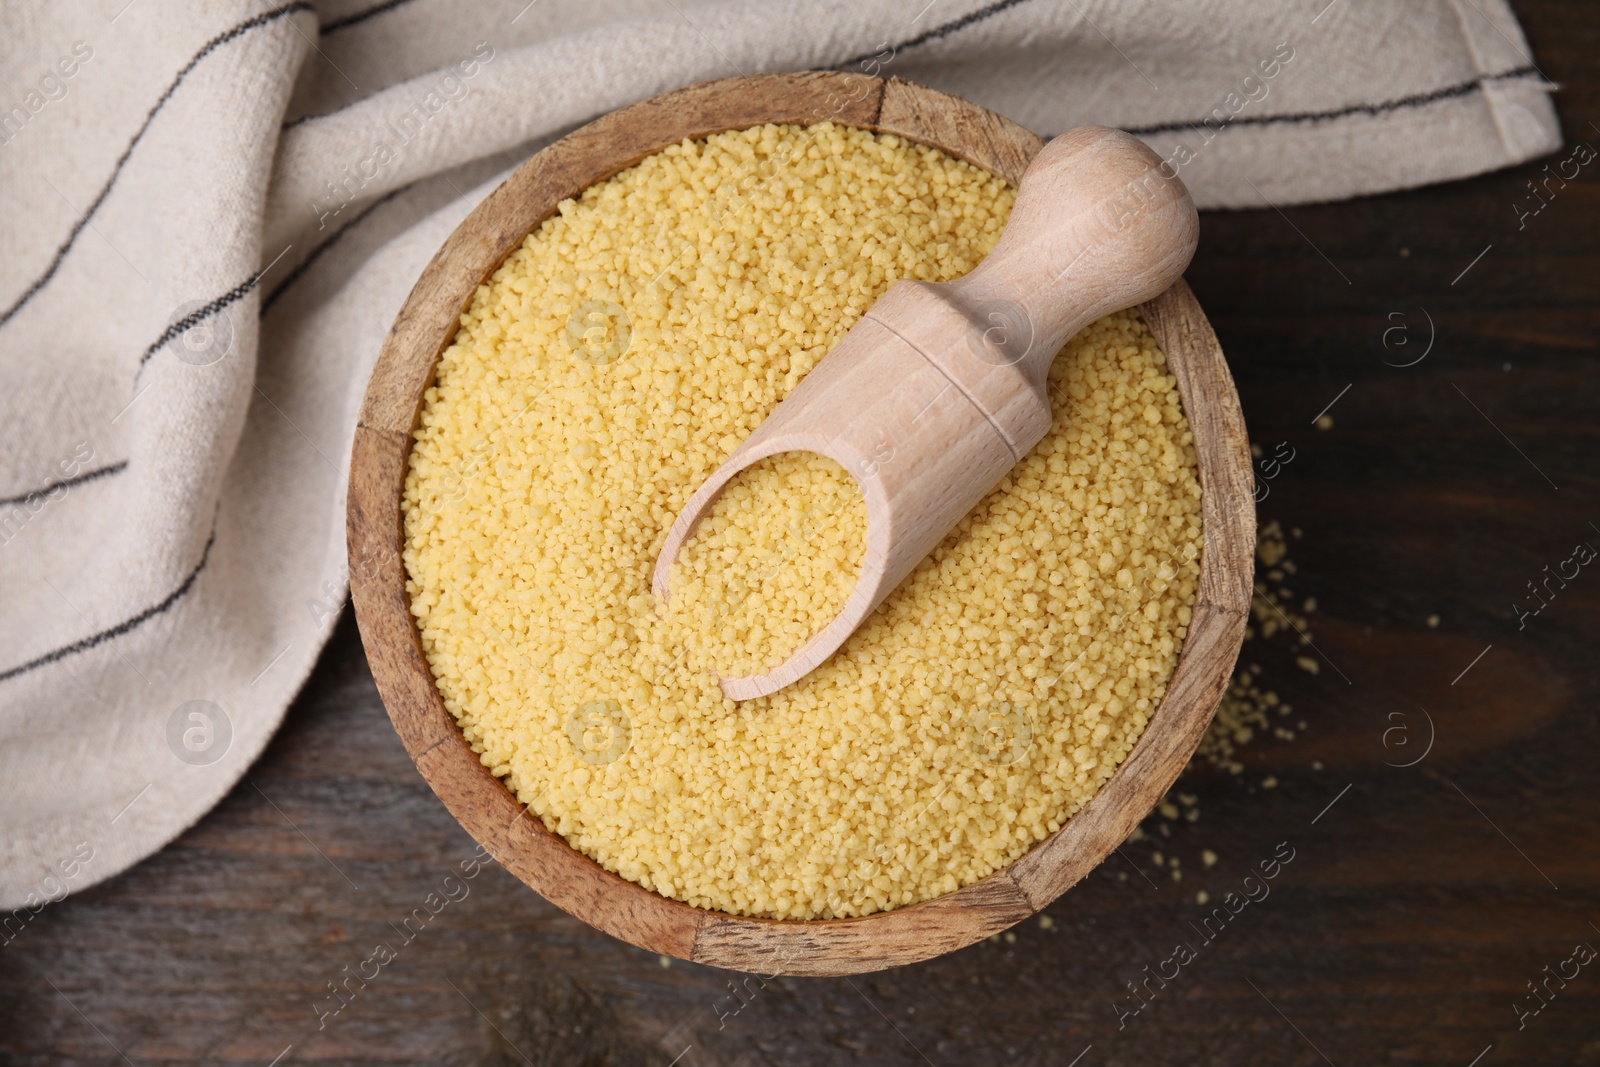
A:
[
  {"xmin": 262, "ymin": 187, "xmax": 405, "ymax": 313},
  {"xmin": 0, "ymin": 2, "xmax": 315, "ymax": 332},
  {"xmin": 837, "ymin": 0, "xmax": 1039, "ymax": 70},
  {"xmin": 1123, "ymin": 66, "xmax": 1543, "ymax": 137},
  {"xmin": 136, "ymin": 272, "xmax": 269, "ymax": 372},
  {"xmin": 322, "ymin": 0, "xmax": 423, "ymax": 34},
  {"xmin": 0, "ymin": 526, "xmax": 216, "ymax": 685},
  {"xmin": 0, "ymin": 460, "xmax": 128, "ymax": 509}
]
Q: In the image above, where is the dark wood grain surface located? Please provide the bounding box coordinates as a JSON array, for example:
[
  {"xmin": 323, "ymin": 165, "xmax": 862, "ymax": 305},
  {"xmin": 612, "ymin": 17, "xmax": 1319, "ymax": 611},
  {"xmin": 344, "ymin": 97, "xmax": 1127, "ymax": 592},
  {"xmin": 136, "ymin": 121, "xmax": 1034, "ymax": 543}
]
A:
[{"xmin": 4, "ymin": 4, "xmax": 1598, "ymax": 1063}]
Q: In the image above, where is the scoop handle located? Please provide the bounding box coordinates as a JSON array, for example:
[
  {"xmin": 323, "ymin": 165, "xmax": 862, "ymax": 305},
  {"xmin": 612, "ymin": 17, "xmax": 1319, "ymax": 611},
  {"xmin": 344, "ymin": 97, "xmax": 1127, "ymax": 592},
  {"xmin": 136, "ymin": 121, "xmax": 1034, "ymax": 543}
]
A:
[{"xmin": 947, "ymin": 126, "xmax": 1198, "ymax": 392}]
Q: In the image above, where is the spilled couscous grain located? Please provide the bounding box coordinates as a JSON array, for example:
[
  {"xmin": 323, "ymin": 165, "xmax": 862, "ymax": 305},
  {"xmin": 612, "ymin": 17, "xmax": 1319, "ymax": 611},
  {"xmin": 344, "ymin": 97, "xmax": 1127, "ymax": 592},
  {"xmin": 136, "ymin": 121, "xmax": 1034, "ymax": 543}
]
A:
[{"xmin": 403, "ymin": 122, "xmax": 1204, "ymax": 919}]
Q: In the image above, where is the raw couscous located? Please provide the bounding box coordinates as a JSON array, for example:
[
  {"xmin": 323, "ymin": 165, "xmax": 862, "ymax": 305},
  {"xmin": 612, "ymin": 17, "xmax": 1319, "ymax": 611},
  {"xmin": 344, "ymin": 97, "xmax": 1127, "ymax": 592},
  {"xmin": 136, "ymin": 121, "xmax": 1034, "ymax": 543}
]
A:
[{"xmin": 402, "ymin": 122, "xmax": 1203, "ymax": 919}]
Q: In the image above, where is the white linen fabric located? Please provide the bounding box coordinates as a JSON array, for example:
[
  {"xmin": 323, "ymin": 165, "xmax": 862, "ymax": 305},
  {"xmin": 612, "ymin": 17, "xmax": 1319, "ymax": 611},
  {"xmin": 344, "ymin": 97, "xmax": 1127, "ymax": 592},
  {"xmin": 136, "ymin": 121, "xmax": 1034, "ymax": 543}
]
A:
[{"xmin": 0, "ymin": 0, "xmax": 1560, "ymax": 908}]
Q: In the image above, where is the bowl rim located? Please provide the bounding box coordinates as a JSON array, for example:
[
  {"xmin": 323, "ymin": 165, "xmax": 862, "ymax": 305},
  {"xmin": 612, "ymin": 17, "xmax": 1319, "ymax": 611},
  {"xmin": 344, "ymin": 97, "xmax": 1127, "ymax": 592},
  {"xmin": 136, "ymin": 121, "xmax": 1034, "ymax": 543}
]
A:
[{"xmin": 347, "ymin": 70, "xmax": 1254, "ymax": 977}]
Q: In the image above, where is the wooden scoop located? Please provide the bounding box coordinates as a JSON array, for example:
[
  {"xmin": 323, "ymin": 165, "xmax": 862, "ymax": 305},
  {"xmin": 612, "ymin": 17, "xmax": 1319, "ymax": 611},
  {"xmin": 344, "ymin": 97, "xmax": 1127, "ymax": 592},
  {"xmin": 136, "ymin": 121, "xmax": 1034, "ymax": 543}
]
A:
[{"xmin": 652, "ymin": 125, "xmax": 1199, "ymax": 700}]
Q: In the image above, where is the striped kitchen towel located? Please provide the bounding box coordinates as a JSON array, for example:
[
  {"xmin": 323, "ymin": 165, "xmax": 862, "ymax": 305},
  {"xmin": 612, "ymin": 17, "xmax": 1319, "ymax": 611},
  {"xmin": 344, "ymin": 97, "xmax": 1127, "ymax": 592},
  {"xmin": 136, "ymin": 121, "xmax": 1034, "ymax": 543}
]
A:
[{"xmin": 0, "ymin": 0, "xmax": 1560, "ymax": 908}]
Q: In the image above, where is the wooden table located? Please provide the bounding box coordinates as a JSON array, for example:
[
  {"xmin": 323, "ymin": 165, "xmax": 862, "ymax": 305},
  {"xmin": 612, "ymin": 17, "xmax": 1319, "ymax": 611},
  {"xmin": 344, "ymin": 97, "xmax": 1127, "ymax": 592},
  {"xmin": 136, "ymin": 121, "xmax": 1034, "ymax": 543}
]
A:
[{"xmin": 5, "ymin": 7, "xmax": 1596, "ymax": 1064}]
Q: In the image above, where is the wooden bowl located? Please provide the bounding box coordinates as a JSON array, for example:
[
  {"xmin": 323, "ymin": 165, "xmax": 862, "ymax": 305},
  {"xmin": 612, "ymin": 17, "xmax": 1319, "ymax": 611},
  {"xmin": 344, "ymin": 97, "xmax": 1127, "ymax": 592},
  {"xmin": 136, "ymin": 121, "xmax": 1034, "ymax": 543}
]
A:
[{"xmin": 348, "ymin": 71, "xmax": 1254, "ymax": 976}]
